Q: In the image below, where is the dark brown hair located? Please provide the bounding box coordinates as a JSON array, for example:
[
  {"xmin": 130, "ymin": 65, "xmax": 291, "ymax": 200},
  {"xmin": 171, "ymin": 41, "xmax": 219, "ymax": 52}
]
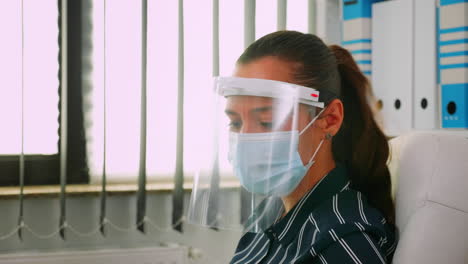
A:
[{"xmin": 237, "ymin": 31, "xmax": 395, "ymax": 224}]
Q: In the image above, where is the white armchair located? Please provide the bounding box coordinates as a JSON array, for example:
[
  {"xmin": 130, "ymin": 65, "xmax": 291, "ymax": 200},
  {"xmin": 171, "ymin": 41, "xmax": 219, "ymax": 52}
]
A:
[{"xmin": 389, "ymin": 131, "xmax": 468, "ymax": 263}]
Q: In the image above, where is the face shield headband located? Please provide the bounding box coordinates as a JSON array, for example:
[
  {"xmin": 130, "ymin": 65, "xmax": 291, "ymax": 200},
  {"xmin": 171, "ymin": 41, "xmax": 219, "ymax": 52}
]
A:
[{"xmin": 216, "ymin": 77, "xmax": 325, "ymax": 108}]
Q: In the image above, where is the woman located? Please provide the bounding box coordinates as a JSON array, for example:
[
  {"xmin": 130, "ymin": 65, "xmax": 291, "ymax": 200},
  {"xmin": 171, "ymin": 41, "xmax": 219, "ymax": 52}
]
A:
[{"xmin": 189, "ymin": 30, "xmax": 397, "ymax": 263}]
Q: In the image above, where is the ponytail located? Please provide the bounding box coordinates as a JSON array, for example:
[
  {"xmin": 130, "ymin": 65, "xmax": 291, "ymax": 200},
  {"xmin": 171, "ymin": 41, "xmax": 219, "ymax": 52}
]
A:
[
  {"xmin": 329, "ymin": 45, "xmax": 395, "ymax": 224},
  {"xmin": 237, "ymin": 31, "xmax": 395, "ymax": 224}
]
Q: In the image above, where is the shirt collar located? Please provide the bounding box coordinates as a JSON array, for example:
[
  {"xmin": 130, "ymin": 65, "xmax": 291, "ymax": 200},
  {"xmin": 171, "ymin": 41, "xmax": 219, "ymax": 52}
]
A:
[{"xmin": 268, "ymin": 164, "xmax": 350, "ymax": 247}]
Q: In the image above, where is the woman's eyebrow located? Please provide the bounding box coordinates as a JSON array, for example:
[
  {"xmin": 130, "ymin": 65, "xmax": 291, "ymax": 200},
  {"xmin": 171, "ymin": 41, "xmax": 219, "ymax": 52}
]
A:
[
  {"xmin": 224, "ymin": 109, "xmax": 239, "ymax": 116},
  {"xmin": 251, "ymin": 106, "xmax": 272, "ymax": 113},
  {"xmin": 224, "ymin": 106, "xmax": 273, "ymax": 116}
]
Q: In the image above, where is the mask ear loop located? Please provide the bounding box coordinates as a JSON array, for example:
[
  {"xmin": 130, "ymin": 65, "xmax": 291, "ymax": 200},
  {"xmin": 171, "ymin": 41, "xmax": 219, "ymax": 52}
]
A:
[
  {"xmin": 305, "ymin": 138, "xmax": 324, "ymax": 168},
  {"xmin": 299, "ymin": 107, "xmax": 326, "ymax": 136},
  {"xmin": 297, "ymin": 107, "xmax": 329, "ymax": 168}
]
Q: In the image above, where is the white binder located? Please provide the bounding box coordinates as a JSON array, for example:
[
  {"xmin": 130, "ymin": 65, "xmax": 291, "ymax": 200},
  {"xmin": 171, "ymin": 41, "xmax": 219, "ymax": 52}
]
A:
[
  {"xmin": 414, "ymin": 0, "xmax": 439, "ymax": 129},
  {"xmin": 372, "ymin": 0, "xmax": 414, "ymax": 137},
  {"xmin": 315, "ymin": 0, "xmax": 341, "ymax": 44}
]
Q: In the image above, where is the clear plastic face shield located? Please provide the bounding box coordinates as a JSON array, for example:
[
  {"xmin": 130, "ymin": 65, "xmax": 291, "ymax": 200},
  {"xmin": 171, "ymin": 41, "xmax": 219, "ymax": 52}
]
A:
[{"xmin": 188, "ymin": 77, "xmax": 326, "ymax": 233}]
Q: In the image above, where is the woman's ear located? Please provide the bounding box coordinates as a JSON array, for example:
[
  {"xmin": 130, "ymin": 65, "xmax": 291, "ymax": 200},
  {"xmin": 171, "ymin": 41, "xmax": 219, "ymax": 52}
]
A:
[{"xmin": 314, "ymin": 99, "xmax": 344, "ymax": 137}]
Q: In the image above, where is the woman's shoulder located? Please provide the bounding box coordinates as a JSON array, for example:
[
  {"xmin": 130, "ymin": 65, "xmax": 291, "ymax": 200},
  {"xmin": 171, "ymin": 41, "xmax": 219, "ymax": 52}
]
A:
[
  {"xmin": 308, "ymin": 188, "xmax": 397, "ymax": 258},
  {"xmin": 312, "ymin": 188, "xmax": 389, "ymax": 229}
]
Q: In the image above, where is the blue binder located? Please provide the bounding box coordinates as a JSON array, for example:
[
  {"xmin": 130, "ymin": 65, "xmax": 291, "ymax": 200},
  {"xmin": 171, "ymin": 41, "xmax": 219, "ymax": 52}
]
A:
[
  {"xmin": 342, "ymin": 0, "xmax": 385, "ymax": 21},
  {"xmin": 342, "ymin": 0, "xmax": 384, "ymax": 78},
  {"xmin": 439, "ymin": 0, "xmax": 468, "ymax": 128},
  {"xmin": 442, "ymin": 84, "xmax": 468, "ymax": 128}
]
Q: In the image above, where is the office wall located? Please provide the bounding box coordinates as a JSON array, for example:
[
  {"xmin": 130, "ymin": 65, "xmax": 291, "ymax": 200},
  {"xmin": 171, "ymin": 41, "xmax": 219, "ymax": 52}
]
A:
[{"xmin": 0, "ymin": 191, "xmax": 242, "ymax": 264}]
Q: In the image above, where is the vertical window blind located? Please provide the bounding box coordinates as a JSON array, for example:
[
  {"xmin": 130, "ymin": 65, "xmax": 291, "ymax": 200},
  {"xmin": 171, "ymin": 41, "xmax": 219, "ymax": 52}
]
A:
[{"xmin": 0, "ymin": 0, "xmax": 335, "ymax": 241}]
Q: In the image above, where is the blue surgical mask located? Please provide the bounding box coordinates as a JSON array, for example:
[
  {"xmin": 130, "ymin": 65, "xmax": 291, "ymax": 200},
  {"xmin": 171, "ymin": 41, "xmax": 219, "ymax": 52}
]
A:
[{"xmin": 228, "ymin": 112, "xmax": 325, "ymax": 197}]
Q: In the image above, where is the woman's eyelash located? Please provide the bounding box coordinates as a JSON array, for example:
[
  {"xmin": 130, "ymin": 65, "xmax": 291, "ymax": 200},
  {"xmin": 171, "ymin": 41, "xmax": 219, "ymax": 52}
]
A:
[
  {"xmin": 260, "ymin": 122, "xmax": 273, "ymax": 129},
  {"xmin": 228, "ymin": 121, "xmax": 241, "ymax": 128},
  {"xmin": 228, "ymin": 121, "xmax": 272, "ymax": 129}
]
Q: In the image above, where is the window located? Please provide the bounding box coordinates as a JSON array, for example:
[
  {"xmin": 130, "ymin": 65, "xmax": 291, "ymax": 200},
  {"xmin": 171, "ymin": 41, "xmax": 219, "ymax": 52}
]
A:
[
  {"xmin": 0, "ymin": 0, "xmax": 92, "ymax": 186},
  {"xmin": 0, "ymin": 0, "xmax": 61, "ymax": 185},
  {"xmin": 86, "ymin": 0, "xmax": 228, "ymax": 183},
  {"xmin": 1, "ymin": 0, "xmax": 329, "ymax": 186}
]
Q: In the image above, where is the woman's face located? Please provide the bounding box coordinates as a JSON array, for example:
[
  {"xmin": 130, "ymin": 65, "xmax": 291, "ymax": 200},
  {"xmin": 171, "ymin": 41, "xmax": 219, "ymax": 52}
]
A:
[
  {"xmin": 224, "ymin": 95, "xmax": 313, "ymax": 133},
  {"xmin": 229, "ymin": 56, "xmax": 323, "ymax": 164}
]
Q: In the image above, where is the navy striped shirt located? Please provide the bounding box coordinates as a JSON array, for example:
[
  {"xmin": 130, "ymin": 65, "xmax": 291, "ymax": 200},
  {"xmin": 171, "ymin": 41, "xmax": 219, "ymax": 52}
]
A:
[{"xmin": 230, "ymin": 165, "xmax": 397, "ymax": 264}]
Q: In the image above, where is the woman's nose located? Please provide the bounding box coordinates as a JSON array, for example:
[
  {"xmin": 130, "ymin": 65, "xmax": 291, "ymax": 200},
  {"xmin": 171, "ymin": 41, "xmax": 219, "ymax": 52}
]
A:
[
  {"xmin": 239, "ymin": 123, "xmax": 251, "ymax": 134},
  {"xmin": 239, "ymin": 121, "xmax": 260, "ymax": 133}
]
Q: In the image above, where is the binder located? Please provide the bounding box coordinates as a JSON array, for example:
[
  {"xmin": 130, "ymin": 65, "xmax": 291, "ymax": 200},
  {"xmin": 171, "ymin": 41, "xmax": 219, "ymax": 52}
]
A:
[
  {"xmin": 316, "ymin": 0, "xmax": 341, "ymax": 44},
  {"xmin": 439, "ymin": 0, "xmax": 468, "ymax": 128},
  {"xmin": 342, "ymin": 0, "xmax": 385, "ymax": 21},
  {"xmin": 414, "ymin": 0, "xmax": 438, "ymax": 129},
  {"xmin": 372, "ymin": 0, "xmax": 414, "ymax": 137},
  {"xmin": 441, "ymin": 83, "xmax": 468, "ymax": 128},
  {"xmin": 341, "ymin": 0, "xmax": 384, "ymax": 77},
  {"xmin": 342, "ymin": 19, "xmax": 372, "ymax": 76}
]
